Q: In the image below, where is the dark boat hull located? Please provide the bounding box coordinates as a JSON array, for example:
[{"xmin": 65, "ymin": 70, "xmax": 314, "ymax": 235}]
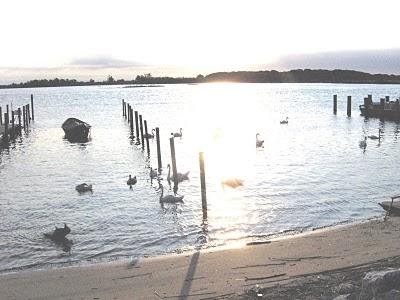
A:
[
  {"xmin": 62, "ymin": 118, "xmax": 91, "ymax": 142},
  {"xmin": 360, "ymin": 105, "xmax": 400, "ymax": 120}
]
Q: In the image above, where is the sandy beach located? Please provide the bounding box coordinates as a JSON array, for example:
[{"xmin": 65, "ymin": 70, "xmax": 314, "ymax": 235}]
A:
[{"xmin": 1, "ymin": 215, "xmax": 400, "ymax": 299}]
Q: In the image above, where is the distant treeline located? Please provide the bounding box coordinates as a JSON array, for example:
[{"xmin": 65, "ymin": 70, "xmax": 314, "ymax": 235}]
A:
[{"xmin": 2, "ymin": 69, "xmax": 400, "ymax": 89}]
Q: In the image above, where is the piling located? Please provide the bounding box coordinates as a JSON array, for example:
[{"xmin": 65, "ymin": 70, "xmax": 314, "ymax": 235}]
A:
[
  {"xmin": 380, "ymin": 98, "xmax": 385, "ymax": 111},
  {"xmin": 347, "ymin": 96, "xmax": 351, "ymax": 117},
  {"xmin": 199, "ymin": 152, "xmax": 207, "ymax": 219},
  {"xmin": 31, "ymin": 94, "xmax": 34, "ymax": 121},
  {"xmin": 144, "ymin": 120, "xmax": 150, "ymax": 157},
  {"xmin": 18, "ymin": 108, "xmax": 21, "ymax": 134},
  {"xmin": 23, "ymin": 106, "xmax": 26, "ymax": 128},
  {"xmin": 397, "ymin": 99, "xmax": 399, "ymax": 112},
  {"xmin": 139, "ymin": 115, "xmax": 144, "ymax": 149},
  {"xmin": 156, "ymin": 127, "xmax": 162, "ymax": 172},
  {"xmin": 169, "ymin": 137, "xmax": 178, "ymax": 191},
  {"xmin": 6, "ymin": 105, "xmax": 9, "ymax": 116},
  {"xmin": 135, "ymin": 111, "xmax": 139, "ymax": 142},
  {"xmin": 11, "ymin": 111, "xmax": 15, "ymax": 139},
  {"xmin": 4, "ymin": 113, "xmax": 9, "ymax": 142},
  {"xmin": 127, "ymin": 104, "xmax": 131, "ymax": 123},
  {"xmin": 333, "ymin": 94, "xmax": 337, "ymax": 115},
  {"xmin": 122, "ymin": 99, "xmax": 125, "ymax": 118},
  {"xmin": 385, "ymin": 96, "xmax": 390, "ymax": 102},
  {"xmin": 27, "ymin": 104, "xmax": 31, "ymax": 123},
  {"xmin": 130, "ymin": 108, "xmax": 134, "ymax": 136},
  {"xmin": 0, "ymin": 107, "xmax": 2, "ymax": 125}
]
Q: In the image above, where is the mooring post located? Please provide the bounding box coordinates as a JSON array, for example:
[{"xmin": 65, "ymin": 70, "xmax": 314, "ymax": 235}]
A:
[
  {"xmin": 144, "ymin": 120, "xmax": 150, "ymax": 157},
  {"xmin": 31, "ymin": 94, "xmax": 34, "ymax": 121},
  {"xmin": 4, "ymin": 112, "xmax": 9, "ymax": 142},
  {"xmin": 11, "ymin": 111, "xmax": 15, "ymax": 139},
  {"xmin": 333, "ymin": 94, "xmax": 337, "ymax": 115},
  {"xmin": 0, "ymin": 106, "xmax": 2, "ymax": 125},
  {"xmin": 127, "ymin": 104, "xmax": 130, "ymax": 123},
  {"xmin": 169, "ymin": 137, "xmax": 178, "ymax": 192},
  {"xmin": 385, "ymin": 96, "xmax": 390, "ymax": 102},
  {"xmin": 368, "ymin": 94, "xmax": 372, "ymax": 105},
  {"xmin": 139, "ymin": 115, "xmax": 144, "ymax": 149},
  {"xmin": 156, "ymin": 127, "xmax": 162, "ymax": 172},
  {"xmin": 130, "ymin": 108, "xmax": 134, "ymax": 136},
  {"xmin": 380, "ymin": 98, "xmax": 385, "ymax": 111},
  {"xmin": 27, "ymin": 104, "xmax": 31, "ymax": 123},
  {"xmin": 24, "ymin": 105, "xmax": 29, "ymax": 128},
  {"xmin": 347, "ymin": 96, "xmax": 351, "ymax": 117},
  {"xmin": 6, "ymin": 105, "xmax": 9, "ymax": 117},
  {"xmin": 23, "ymin": 106, "xmax": 26, "ymax": 129},
  {"xmin": 397, "ymin": 99, "xmax": 400, "ymax": 112},
  {"xmin": 122, "ymin": 99, "xmax": 125, "ymax": 118},
  {"xmin": 18, "ymin": 108, "xmax": 21, "ymax": 134},
  {"xmin": 199, "ymin": 152, "xmax": 207, "ymax": 219},
  {"xmin": 135, "ymin": 111, "xmax": 139, "ymax": 142}
]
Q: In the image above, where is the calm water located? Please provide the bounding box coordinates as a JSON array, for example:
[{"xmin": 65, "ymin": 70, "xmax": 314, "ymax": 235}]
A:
[{"xmin": 0, "ymin": 83, "xmax": 399, "ymax": 273}]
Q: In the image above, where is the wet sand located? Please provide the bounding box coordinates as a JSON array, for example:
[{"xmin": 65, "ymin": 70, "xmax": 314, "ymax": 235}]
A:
[{"xmin": 1, "ymin": 216, "xmax": 399, "ymax": 299}]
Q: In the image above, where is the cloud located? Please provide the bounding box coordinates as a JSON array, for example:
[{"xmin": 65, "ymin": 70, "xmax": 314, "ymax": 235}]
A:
[
  {"xmin": 270, "ymin": 48, "xmax": 400, "ymax": 75},
  {"xmin": 69, "ymin": 56, "xmax": 145, "ymax": 69}
]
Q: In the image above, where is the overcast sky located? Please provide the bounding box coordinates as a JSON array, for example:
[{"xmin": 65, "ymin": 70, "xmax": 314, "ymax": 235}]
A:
[{"xmin": 1, "ymin": 0, "xmax": 400, "ymax": 83}]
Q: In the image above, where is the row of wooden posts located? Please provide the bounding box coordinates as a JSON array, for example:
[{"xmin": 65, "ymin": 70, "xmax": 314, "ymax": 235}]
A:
[
  {"xmin": 1, "ymin": 94, "xmax": 35, "ymax": 143},
  {"xmin": 333, "ymin": 94, "xmax": 398, "ymax": 116},
  {"xmin": 332, "ymin": 94, "xmax": 352, "ymax": 117},
  {"xmin": 122, "ymin": 100, "xmax": 208, "ymax": 219}
]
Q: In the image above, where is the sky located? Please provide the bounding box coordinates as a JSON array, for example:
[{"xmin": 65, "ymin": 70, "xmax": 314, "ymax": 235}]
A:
[{"xmin": 1, "ymin": 0, "xmax": 400, "ymax": 83}]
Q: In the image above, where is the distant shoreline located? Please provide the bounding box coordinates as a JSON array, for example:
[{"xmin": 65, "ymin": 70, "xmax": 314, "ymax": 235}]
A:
[{"xmin": 2, "ymin": 69, "xmax": 400, "ymax": 89}]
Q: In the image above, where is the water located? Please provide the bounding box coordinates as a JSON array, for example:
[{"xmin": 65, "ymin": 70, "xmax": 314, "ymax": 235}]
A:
[{"xmin": 0, "ymin": 83, "xmax": 399, "ymax": 273}]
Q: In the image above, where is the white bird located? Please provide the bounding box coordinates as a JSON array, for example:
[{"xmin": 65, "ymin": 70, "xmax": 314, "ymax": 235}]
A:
[
  {"xmin": 75, "ymin": 183, "xmax": 93, "ymax": 193},
  {"xmin": 143, "ymin": 128, "xmax": 155, "ymax": 139},
  {"xmin": 359, "ymin": 137, "xmax": 367, "ymax": 148},
  {"xmin": 256, "ymin": 133, "xmax": 264, "ymax": 148},
  {"xmin": 167, "ymin": 164, "xmax": 190, "ymax": 183},
  {"xmin": 280, "ymin": 117, "xmax": 289, "ymax": 124},
  {"xmin": 159, "ymin": 184, "xmax": 184, "ymax": 203},
  {"xmin": 221, "ymin": 178, "xmax": 244, "ymax": 189},
  {"xmin": 150, "ymin": 167, "xmax": 158, "ymax": 179},
  {"xmin": 368, "ymin": 129, "xmax": 383, "ymax": 140},
  {"xmin": 171, "ymin": 128, "xmax": 183, "ymax": 138},
  {"xmin": 127, "ymin": 175, "xmax": 137, "ymax": 186}
]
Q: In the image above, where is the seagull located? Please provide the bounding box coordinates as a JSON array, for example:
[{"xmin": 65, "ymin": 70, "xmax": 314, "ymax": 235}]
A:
[
  {"xmin": 256, "ymin": 133, "xmax": 264, "ymax": 148},
  {"xmin": 280, "ymin": 117, "xmax": 289, "ymax": 124},
  {"xmin": 171, "ymin": 128, "xmax": 183, "ymax": 138},
  {"xmin": 159, "ymin": 184, "xmax": 184, "ymax": 203},
  {"xmin": 167, "ymin": 164, "xmax": 190, "ymax": 183}
]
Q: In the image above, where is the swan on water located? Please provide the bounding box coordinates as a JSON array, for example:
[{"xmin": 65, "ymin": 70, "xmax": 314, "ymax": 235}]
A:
[
  {"xmin": 368, "ymin": 129, "xmax": 383, "ymax": 140},
  {"xmin": 167, "ymin": 164, "xmax": 190, "ymax": 183},
  {"xmin": 359, "ymin": 136, "xmax": 367, "ymax": 148},
  {"xmin": 280, "ymin": 117, "xmax": 289, "ymax": 124},
  {"xmin": 256, "ymin": 133, "xmax": 264, "ymax": 148},
  {"xmin": 75, "ymin": 183, "xmax": 93, "ymax": 193},
  {"xmin": 127, "ymin": 175, "xmax": 137, "ymax": 186},
  {"xmin": 171, "ymin": 128, "xmax": 183, "ymax": 138},
  {"xmin": 150, "ymin": 167, "xmax": 158, "ymax": 179},
  {"xmin": 143, "ymin": 128, "xmax": 155, "ymax": 139},
  {"xmin": 159, "ymin": 184, "xmax": 184, "ymax": 203}
]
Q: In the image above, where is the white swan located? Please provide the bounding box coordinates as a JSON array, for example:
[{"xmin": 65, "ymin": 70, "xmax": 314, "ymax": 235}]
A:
[
  {"xmin": 280, "ymin": 117, "xmax": 289, "ymax": 124},
  {"xmin": 368, "ymin": 129, "xmax": 383, "ymax": 140},
  {"xmin": 143, "ymin": 128, "xmax": 155, "ymax": 139},
  {"xmin": 221, "ymin": 178, "xmax": 244, "ymax": 189},
  {"xmin": 159, "ymin": 184, "xmax": 184, "ymax": 203},
  {"xmin": 359, "ymin": 137, "xmax": 367, "ymax": 148},
  {"xmin": 167, "ymin": 164, "xmax": 190, "ymax": 183},
  {"xmin": 171, "ymin": 128, "xmax": 183, "ymax": 138},
  {"xmin": 256, "ymin": 133, "xmax": 264, "ymax": 148},
  {"xmin": 75, "ymin": 183, "xmax": 93, "ymax": 193},
  {"xmin": 150, "ymin": 167, "xmax": 158, "ymax": 179},
  {"xmin": 127, "ymin": 175, "xmax": 137, "ymax": 186}
]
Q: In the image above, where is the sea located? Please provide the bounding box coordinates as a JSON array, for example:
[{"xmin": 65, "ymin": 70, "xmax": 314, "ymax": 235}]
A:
[{"xmin": 0, "ymin": 83, "xmax": 398, "ymax": 274}]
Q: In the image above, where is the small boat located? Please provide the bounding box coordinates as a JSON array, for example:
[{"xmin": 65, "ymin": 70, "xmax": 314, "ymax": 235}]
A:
[
  {"xmin": 359, "ymin": 97, "xmax": 400, "ymax": 120},
  {"xmin": 379, "ymin": 199, "xmax": 400, "ymax": 215},
  {"xmin": 62, "ymin": 118, "xmax": 91, "ymax": 142}
]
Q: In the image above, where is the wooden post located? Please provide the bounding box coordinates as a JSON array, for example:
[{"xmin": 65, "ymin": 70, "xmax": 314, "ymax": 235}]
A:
[
  {"xmin": 127, "ymin": 104, "xmax": 130, "ymax": 123},
  {"xmin": 6, "ymin": 105, "xmax": 9, "ymax": 116},
  {"xmin": 396, "ymin": 99, "xmax": 399, "ymax": 112},
  {"xmin": 31, "ymin": 94, "xmax": 34, "ymax": 121},
  {"xmin": 129, "ymin": 108, "xmax": 134, "ymax": 136},
  {"xmin": 27, "ymin": 104, "xmax": 31, "ymax": 123},
  {"xmin": 135, "ymin": 111, "xmax": 140, "ymax": 142},
  {"xmin": 144, "ymin": 120, "xmax": 150, "ymax": 157},
  {"xmin": 156, "ymin": 127, "xmax": 162, "ymax": 172},
  {"xmin": 122, "ymin": 99, "xmax": 125, "ymax": 117},
  {"xmin": 0, "ymin": 106, "xmax": 2, "ymax": 125},
  {"xmin": 385, "ymin": 96, "xmax": 390, "ymax": 102},
  {"xmin": 139, "ymin": 115, "xmax": 144, "ymax": 149},
  {"xmin": 18, "ymin": 108, "xmax": 21, "ymax": 134},
  {"xmin": 347, "ymin": 96, "xmax": 351, "ymax": 117},
  {"xmin": 23, "ymin": 106, "xmax": 26, "ymax": 128},
  {"xmin": 4, "ymin": 112, "xmax": 9, "ymax": 142},
  {"xmin": 11, "ymin": 110, "xmax": 15, "ymax": 139},
  {"xmin": 199, "ymin": 152, "xmax": 207, "ymax": 219},
  {"xmin": 368, "ymin": 94, "xmax": 372, "ymax": 105},
  {"xmin": 333, "ymin": 95, "xmax": 337, "ymax": 115},
  {"xmin": 169, "ymin": 137, "xmax": 178, "ymax": 192}
]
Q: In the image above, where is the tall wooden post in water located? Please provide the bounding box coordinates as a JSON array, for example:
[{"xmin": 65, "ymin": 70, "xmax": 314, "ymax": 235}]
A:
[
  {"xmin": 134, "ymin": 111, "xmax": 139, "ymax": 142},
  {"xmin": 139, "ymin": 115, "xmax": 144, "ymax": 149},
  {"xmin": 0, "ymin": 107, "xmax": 2, "ymax": 125},
  {"xmin": 169, "ymin": 137, "xmax": 178, "ymax": 192},
  {"xmin": 30, "ymin": 94, "xmax": 34, "ymax": 121},
  {"xmin": 347, "ymin": 96, "xmax": 351, "ymax": 117},
  {"xmin": 129, "ymin": 108, "xmax": 134, "ymax": 136},
  {"xmin": 11, "ymin": 111, "xmax": 15, "ymax": 139},
  {"xmin": 18, "ymin": 108, "xmax": 21, "ymax": 134},
  {"xmin": 4, "ymin": 112, "xmax": 9, "ymax": 142},
  {"xmin": 156, "ymin": 127, "xmax": 162, "ymax": 172},
  {"xmin": 144, "ymin": 120, "xmax": 150, "ymax": 157},
  {"xmin": 333, "ymin": 95, "xmax": 337, "ymax": 115},
  {"xmin": 199, "ymin": 152, "xmax": 207, "ymax": 219}
]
